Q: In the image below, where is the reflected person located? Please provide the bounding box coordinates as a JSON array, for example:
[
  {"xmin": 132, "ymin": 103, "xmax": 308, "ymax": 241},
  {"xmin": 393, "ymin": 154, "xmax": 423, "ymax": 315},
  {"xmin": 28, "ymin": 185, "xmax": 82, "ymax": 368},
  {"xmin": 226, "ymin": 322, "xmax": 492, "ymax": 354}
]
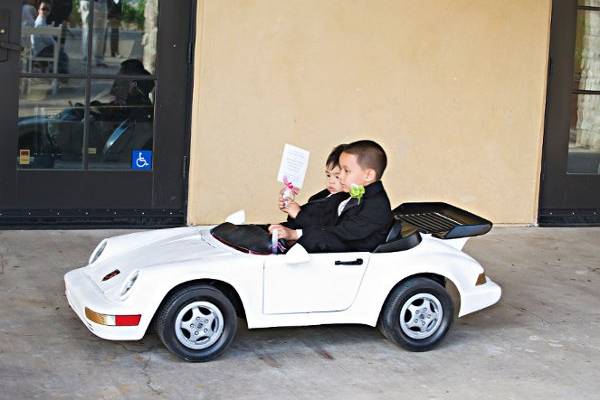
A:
[
  {"xmin": 80, "ymin": 0, "xmax": 108, "ymax": 67},
  {"xmin": 21, "ymin": 0, "xmax": 36, "ymax": 27},
  {"xmin": 91, "ymin": 59, "xmax": 155, "ymax": 122},
  {"xmin": 32, "ymin": 2, "xmax": 54, "ymax": 59}
]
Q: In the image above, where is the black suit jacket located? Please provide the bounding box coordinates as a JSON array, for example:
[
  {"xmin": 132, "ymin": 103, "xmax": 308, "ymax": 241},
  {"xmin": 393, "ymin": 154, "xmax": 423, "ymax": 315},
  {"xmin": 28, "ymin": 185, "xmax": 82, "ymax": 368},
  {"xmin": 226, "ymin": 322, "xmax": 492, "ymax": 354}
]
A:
[
  {"xmin": 283, "ymin": 189, "xmax": 339, "ymax": 230},
  {"xmin": 297, "ymin": 181, "xmax": 393, "ymax": 253}
]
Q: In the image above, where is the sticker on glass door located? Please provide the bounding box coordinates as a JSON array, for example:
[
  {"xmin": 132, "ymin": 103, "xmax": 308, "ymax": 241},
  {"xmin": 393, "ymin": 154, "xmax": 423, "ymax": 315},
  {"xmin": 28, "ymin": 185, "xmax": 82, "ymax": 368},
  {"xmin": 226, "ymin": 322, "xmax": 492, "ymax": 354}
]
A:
[{"xmin": 132, "ymin": 150, "xmax": 152, "ymax": 170}]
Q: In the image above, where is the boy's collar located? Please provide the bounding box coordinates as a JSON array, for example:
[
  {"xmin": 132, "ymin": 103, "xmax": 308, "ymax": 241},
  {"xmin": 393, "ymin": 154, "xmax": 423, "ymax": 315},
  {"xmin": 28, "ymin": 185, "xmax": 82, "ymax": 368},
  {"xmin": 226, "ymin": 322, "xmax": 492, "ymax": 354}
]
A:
[
  {"xmin": 336, "ymin": 180, "xmax": 384, "ymax": 200},
  {"xmin": 363, "ymin": 180, "xmax": 384, "ymax": 196},
  {"xmin": 339, "ymin": 180, "xmax": 384, "ymax": 197}
]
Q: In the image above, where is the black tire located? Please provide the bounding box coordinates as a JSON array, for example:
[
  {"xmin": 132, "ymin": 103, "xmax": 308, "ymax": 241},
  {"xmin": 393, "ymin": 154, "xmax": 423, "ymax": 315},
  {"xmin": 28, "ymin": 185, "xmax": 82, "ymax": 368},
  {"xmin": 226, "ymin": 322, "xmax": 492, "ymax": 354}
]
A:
[
  {"xmin": 378, "ymin": 277, "xmax": 454, "ymax": 352},
  {"xmin": 155, "ymin": 285, "xmax": 238, "ymax": 362}
]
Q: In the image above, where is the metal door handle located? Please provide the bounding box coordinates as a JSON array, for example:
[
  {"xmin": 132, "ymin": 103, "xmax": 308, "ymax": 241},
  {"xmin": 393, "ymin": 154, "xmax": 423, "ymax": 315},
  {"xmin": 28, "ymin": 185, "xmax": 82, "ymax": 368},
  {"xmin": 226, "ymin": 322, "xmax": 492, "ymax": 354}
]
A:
[
  {"xmin": 0, "ymin": 41, "xmax": 23, "ymax": 52},
  {"xmin": 335, "ymin": 258, "xmax": 363, "ymax": 266}
]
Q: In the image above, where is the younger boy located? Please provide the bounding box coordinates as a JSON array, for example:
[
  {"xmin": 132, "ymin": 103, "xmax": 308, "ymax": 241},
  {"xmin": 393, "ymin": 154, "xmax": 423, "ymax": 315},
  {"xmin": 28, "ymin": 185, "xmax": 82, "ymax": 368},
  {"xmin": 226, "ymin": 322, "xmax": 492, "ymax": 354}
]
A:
[
  {"xmin": 282, "ymin": 144, "xmax": 346, "ymax": 229},
  {"xmin": 270, "ymin": 140, "xmax": 393, "ymax": 252}
]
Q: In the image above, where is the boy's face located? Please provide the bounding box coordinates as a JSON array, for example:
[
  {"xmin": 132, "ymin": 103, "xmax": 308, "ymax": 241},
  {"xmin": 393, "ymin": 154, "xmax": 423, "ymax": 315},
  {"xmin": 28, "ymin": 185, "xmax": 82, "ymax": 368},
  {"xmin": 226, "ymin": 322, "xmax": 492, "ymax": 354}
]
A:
[
  {"xmin": 325, "ymin": 165, "xmax": 342, "ymax": 194},
  {"xmin": 339, "ymin": 152, "xmax": 376, "ymax": 192}
]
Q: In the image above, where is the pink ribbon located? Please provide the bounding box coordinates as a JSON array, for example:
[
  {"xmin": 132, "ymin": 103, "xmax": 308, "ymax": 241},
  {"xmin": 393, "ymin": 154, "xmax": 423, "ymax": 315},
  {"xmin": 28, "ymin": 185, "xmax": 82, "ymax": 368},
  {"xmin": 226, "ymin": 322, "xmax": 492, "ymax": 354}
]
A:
[{"xmin": 283, "ymin": 176, "xmax": 300, "ymax": 195}]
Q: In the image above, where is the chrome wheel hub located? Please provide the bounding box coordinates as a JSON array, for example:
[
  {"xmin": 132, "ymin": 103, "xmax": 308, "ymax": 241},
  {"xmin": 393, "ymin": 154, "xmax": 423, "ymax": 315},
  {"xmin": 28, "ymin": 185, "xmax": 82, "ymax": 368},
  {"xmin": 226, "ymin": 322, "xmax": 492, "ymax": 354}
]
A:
[
  {"xmin": 175, "ymin": 301, "xmax": 224, "ymax": 350},
  {"xmin": 399, "ymin": 293, "xmax": 443, "ymax": 340}
]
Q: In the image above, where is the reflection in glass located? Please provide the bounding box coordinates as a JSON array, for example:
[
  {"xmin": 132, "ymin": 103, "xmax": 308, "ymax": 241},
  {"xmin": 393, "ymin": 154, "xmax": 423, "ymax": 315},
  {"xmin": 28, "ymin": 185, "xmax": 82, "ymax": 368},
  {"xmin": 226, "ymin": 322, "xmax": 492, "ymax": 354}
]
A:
[
  {"xmin": 17, "ymin": 78, "xmax": 86, "ymax": 169},
  {"xmin": 91, "ymin": 0, "xmax": 158, "ymax": 75},
  {"xmin": 21, "ymin": 0, "xmax": 85, "ymax": 77},
  {"xmin": 17, "ymin": 0, "xmax": 157, "ymax": 171},
  {"xmin": 19, "ymin": 0, "xmax": 157, "ymax": 78},
  {"xmin": 569, "ymin": 9, "xmax": 600, "ymax": 175},
  {"xmin": 578, "ymin": 0, "xmax": 600, "ymax": 6},
  {"xmin": 568, "ymin": 94, "xmax": 600, "ymax": 175},
  {"xmin": 80, "ymin": 0, "xmax": 107, "ymax": 67},
  {"xmin": 573, "ymin": 11, "xmax": 600, "ymax": 91},
  {"xmin": 87, "ymin": 75, "xmax": 155, "ymax": 169}
]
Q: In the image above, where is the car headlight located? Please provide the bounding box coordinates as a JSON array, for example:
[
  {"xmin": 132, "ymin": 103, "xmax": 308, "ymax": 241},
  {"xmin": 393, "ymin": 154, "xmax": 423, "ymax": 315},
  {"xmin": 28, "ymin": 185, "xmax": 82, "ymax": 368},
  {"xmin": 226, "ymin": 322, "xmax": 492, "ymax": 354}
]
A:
[
  {"xmin": 120, "ymin": 270, "xmax": 140, "ymax": 299},
  {"xmin": 89, "ymin": 240, "xmax": 108, "ymax": 264}
]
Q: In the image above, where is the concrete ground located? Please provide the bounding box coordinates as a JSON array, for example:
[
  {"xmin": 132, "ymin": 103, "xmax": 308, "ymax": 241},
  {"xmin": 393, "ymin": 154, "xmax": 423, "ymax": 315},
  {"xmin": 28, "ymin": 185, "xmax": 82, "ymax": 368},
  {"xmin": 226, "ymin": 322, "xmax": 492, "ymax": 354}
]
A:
[{"xmin": 0, "ymin": 227, "xmax": 599, "ymax": 400}]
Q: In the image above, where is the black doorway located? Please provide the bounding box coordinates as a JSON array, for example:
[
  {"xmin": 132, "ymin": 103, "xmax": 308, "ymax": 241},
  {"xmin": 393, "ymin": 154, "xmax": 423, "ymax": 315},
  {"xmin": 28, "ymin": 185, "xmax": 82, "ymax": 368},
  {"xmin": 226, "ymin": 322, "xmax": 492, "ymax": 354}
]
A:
[
  {"xmin": 540, "ymin": 0, "xmax": 600, "ymax": 225},
  {"xmin": 0, "ymin": 0, "xmax": 194, "ymax": 228}
]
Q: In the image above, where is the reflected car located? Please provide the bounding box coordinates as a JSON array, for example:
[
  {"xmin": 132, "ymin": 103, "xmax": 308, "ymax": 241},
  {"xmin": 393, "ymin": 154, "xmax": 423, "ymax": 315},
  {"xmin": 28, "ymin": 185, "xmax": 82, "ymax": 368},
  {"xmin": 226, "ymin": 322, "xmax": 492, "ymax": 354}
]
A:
[
  {"xmin": 64, "ymin": 202, "xmax": 502, "ymax": 362},
  {"xmin": 17, "ymin": 103, "xmax": 153, "ymax": 168}
]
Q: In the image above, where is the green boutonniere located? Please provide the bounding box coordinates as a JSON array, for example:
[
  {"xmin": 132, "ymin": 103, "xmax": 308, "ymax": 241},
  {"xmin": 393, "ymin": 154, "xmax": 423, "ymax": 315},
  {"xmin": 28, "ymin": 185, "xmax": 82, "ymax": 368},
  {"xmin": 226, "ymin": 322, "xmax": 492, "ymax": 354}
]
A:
[{"xmin": 350, "ymin": 184, "xmax": 365, "ymax": 204}]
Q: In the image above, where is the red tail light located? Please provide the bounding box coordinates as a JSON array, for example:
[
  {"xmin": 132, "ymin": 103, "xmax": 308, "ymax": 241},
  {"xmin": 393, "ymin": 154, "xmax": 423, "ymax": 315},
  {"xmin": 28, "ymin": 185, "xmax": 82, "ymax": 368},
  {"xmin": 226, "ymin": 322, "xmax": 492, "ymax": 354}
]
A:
[{"xmin": 115, "ymin": 314, "xmax": 142, "ymax": 326}]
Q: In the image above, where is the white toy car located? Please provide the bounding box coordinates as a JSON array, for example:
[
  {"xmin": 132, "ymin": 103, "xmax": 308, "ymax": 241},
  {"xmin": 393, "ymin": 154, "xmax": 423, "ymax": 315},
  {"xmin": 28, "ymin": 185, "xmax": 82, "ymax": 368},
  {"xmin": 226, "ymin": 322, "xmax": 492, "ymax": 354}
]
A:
[{"xmin": 64, "ymin": 202, "xmax": 501, "ymax": 362}]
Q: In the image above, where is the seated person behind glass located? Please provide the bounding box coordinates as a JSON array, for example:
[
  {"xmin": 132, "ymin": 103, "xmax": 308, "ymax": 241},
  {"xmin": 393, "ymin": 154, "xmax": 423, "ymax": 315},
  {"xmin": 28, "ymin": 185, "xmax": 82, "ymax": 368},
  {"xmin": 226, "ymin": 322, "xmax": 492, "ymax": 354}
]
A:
[
  {"xmin": 31, "ymin": 2, "xmax": 55, "ymax": 62},
  {"xmin": 269, "ymin": 140, "xmax": 393, "ymax": 253},
  {"xmin": 29, "ymin": 0, "xmax": 71, "ymax": 74},
  {"xmin": 280, "ymin": 144, "xmax": 346, "ymax": 230}
]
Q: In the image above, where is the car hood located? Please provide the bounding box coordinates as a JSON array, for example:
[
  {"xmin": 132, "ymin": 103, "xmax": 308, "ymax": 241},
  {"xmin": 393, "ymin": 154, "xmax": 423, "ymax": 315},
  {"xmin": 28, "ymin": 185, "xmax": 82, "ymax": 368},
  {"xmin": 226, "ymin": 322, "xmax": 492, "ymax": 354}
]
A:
[{"xmin": 83, "ymin": 227, "xmax": 236, "ymax": 296}]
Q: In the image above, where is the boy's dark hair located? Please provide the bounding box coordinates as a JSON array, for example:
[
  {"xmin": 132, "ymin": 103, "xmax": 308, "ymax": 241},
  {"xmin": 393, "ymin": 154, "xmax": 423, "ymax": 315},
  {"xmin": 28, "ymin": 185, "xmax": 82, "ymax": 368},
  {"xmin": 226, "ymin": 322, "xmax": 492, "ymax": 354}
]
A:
[
  {"xmin": 343, "ymin": 140, "xmax": 387, "ymax": 179},
  {"xmin": 325, "ymin": 144, "xmax": 347, "ymax": 169}
]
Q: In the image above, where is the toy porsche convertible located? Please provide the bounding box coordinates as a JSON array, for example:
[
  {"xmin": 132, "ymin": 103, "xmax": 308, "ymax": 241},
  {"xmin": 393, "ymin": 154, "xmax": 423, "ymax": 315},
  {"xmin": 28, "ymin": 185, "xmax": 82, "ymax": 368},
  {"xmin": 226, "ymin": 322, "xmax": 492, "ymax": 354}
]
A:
[{"xmin": 64, "ymin": 202, "xmax": 501, "ymax": 362}]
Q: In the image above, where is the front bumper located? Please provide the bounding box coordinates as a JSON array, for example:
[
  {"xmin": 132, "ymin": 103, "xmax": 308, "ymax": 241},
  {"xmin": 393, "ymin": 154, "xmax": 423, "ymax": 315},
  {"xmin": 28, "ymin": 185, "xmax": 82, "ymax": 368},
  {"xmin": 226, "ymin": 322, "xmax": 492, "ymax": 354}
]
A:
[
  {"xmin": 458, "ymin": 277, "xmax": 502, "ymax": 317},
  {"xmin": 64, "ymin": 268, "xmax": 147, "ymax": 340}
]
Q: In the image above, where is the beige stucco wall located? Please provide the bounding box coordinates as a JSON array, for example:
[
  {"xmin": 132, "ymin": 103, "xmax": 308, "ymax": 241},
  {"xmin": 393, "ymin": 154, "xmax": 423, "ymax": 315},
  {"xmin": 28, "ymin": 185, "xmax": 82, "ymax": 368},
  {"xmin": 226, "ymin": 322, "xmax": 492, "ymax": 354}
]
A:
[{"xmin": 188, "ymin": 0, "xmax": 552, "ymax": 225}]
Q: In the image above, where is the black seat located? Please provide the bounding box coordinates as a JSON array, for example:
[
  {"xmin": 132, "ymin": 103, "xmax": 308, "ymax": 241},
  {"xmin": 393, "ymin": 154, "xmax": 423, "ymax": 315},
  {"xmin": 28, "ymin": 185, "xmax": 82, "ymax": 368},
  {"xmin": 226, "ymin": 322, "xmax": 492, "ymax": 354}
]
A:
[
  {"xmin": 372, "ymin": 220, "xmax": 422, "ymax": 253},
  {"xmin": 384, "ymin": 220, "xmax": 403, "ymax": 243}
]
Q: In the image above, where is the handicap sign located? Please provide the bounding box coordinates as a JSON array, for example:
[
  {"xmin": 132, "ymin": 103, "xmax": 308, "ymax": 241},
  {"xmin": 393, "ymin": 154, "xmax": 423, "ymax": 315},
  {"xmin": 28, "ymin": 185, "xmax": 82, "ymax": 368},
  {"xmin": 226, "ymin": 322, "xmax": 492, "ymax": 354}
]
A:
[{"xmin": 132, "ymin": 150, "xmax": 152, "ymax": 170}]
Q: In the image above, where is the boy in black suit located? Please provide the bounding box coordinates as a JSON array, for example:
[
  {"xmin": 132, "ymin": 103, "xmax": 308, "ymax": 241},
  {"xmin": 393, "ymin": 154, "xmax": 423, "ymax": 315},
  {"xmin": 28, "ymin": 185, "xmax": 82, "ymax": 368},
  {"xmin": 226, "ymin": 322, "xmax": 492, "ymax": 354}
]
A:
[
  {"xmin": 282, "ymin": 144, "xmax": 346, "ymax": 230},
  {"xmin": 269, "ymin": 140, "xmax": 393, "ymax": 252}
]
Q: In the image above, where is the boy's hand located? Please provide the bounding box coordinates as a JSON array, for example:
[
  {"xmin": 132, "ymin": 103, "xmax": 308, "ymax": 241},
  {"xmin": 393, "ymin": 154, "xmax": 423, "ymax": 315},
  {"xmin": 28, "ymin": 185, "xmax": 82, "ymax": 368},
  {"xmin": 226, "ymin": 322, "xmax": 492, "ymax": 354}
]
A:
[
  {"xmin": 285, "ymin": 201, "xmax": 301, "ymax": 218},
  {"xmin": 278, "ymin": 196, "xmax": 301, "ymax": 219},
  {"xmin": 278, "ymin": 195, "xmax": 287, "ymax": 211},
  {"xmin": 268, "ymin": 224, "xmax": 299, "ymax": 241}
]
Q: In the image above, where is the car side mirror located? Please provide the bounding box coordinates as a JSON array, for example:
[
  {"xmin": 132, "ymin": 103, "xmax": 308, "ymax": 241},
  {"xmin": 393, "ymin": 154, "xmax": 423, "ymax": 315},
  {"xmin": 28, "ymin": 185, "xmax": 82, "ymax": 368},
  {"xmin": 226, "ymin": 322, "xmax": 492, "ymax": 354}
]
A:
[
  {"xmin": 225, "ymin": 210, "xmax": 245, "ymax": 225},
  {"xmin": 283, "ymin": 243, "xmax": 311, "ymax": 264}
]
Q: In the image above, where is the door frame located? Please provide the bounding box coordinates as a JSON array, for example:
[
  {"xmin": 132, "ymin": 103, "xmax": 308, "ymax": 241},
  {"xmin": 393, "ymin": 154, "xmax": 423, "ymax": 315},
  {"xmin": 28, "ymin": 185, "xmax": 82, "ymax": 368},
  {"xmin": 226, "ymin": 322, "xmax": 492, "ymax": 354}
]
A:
[
  {"xmin": 0, "ymin": 0, "xmax": 196, "ymax": 229},
  {"xmin": 539, "ymin": 0, "xmax": 600, "ymax": 226}
]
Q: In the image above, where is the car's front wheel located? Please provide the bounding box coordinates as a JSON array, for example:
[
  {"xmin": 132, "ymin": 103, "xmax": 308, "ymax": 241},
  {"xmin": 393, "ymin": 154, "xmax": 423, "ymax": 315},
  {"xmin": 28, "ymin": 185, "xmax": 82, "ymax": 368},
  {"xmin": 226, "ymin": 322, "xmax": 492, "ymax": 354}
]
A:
[
  {"xmin": 378, "ymin": 277, "xmax": 453, "ymax": 351},
  {"xmin": 155, "ymin": 285, "xmax": 238, "ymax": 362}
]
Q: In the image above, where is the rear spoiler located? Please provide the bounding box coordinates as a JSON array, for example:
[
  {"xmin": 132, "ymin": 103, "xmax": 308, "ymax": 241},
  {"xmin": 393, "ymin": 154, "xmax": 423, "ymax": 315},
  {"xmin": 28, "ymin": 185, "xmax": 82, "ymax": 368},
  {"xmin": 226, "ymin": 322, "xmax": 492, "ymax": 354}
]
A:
[{"xmin": 393, "ymin": 202, "xmax": 492, "ymax": 239}]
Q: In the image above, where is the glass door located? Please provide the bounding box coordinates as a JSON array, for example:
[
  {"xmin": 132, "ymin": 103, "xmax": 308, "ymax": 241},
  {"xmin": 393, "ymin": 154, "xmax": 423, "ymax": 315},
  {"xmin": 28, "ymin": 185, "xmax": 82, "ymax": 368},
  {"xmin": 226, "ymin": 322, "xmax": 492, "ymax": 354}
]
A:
[
  {"xmin": 0, "ymin": 0, "xmax": 193, "ymax": 227},
  {"xmin": 540, "ymin": 0, "xmax": 600, "ymax": 225}
]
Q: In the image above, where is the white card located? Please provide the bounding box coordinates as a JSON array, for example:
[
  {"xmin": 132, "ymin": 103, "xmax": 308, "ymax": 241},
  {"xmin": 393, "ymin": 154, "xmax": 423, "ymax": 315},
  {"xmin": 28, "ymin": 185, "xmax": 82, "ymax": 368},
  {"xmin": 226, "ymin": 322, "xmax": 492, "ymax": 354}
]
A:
[{"xmin": 277, "ymin": 144, "xmax": 310, "ymax": 189}]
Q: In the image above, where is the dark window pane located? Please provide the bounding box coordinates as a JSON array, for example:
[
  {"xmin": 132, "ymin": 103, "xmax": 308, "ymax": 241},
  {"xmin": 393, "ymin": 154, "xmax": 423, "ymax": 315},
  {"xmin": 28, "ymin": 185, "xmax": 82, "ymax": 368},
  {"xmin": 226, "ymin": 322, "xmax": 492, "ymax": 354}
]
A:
[
  {"xmin": 90, "ymin": 0, "xmax": 157, "ymax": 75},
  {"xmin": 17, "ymin": 78, "xmax": 86, "ymax": 169},
  {"xmin": 87, "ymin": 78, "xmax": 155, "ymax": 170},
  {"xmin": 568, "ymin": 94, "xmax": 600, "ymax": 175}
]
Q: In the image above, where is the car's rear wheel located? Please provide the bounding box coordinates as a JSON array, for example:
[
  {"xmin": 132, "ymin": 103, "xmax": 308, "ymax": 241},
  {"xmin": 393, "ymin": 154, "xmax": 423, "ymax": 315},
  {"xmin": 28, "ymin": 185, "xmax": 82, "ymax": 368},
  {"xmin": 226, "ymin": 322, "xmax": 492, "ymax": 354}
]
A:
[
  {"xmin": 155, "ymin": 285, "xmax": 238, "ymax": 362},
  {"xmin": 378, "ymin": 277, "xmax": 453, "ymax": 351}
]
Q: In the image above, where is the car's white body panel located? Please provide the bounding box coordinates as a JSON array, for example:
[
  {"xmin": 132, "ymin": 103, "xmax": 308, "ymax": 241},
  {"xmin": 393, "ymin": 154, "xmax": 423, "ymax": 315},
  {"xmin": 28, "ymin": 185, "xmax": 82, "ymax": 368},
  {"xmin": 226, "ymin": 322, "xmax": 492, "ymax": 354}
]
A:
[{"xmin": 65, "ymin": 225, "xmax": 501, "ymax": 341}]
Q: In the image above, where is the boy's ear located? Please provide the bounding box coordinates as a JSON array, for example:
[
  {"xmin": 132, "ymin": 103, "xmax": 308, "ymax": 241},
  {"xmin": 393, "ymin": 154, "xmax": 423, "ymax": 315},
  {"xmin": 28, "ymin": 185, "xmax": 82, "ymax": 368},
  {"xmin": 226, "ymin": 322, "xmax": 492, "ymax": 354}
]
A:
[{"xmin": 364, "ymin": 168, "xmax": 377, "ymax": 183}]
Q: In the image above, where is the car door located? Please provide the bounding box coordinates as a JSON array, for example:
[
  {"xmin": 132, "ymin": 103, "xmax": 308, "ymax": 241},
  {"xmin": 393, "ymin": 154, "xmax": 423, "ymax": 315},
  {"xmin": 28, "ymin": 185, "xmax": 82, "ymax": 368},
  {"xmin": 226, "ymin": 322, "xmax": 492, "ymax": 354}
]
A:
[{"xmin": 262, "ymin": 249, "xmax": 370, "ymax": 314}]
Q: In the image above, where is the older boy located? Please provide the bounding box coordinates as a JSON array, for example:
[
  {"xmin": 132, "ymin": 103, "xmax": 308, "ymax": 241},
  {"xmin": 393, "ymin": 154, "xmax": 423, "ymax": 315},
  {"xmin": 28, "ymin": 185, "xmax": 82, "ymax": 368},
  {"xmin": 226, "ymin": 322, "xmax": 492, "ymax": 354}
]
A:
[{"xmin": 269, "ymin": 140, "xmax": 393, "ymax": 252}]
